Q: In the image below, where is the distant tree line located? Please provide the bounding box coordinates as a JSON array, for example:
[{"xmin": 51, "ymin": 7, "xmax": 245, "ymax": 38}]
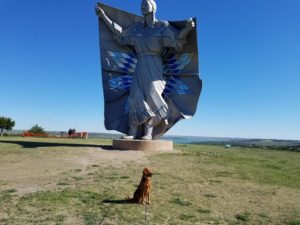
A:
[{"xmin": 0, "ymin": 116, "xmax": 48, "ymax": 137}]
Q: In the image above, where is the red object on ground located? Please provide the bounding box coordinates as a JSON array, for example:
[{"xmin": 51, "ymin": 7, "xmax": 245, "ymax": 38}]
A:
[{"xmin": 22, "ymin": 132, "xmax": 48, "ymax": 137}]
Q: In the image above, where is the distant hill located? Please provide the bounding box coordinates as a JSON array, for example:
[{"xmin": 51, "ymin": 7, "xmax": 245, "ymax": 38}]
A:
[
  {"xmin": 6, "ymin": 130, "xmax": 300, "ymax": 151},
  {"xmin": 187, "ymin": 138, "xmax": 300, "ymax": 152}
]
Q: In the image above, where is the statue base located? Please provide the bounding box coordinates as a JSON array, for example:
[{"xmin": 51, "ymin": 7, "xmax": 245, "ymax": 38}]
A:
[{"xmin": 113, "ymin": 139, "xmax": 173, "ymax": 151}]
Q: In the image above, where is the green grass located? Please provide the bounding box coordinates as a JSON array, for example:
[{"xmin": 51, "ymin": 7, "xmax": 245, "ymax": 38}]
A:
[
  {"xmin": 0, "ymin": 137, "xmax": 300, "ymax": 225},
  {"xmin": 197, "ymin": 208, "xmax": 211, "ymax": 214},
  {"xmin": 235, "ymin": 212, "xmax": 251, "ymax": 222},
  {"xmin": 170, "ymin": 197, "xmax": 193, "ymax": 206},
  {"xmin": 288, "ymin": 220, "xmax": 300, "ymax": 225},
  {"xmin": 57, "ymin": 182, "xmax": 70, "ymax": 186},
  {"xmin": 72, "ymin": 176, "xmax": 84, "ymax": 181},
  {"xmin": 178, "ymin": 144, "xmax": 300, "ymax": 188}
]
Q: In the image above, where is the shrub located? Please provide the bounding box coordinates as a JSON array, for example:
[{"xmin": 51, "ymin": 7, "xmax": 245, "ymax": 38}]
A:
[{"xmin": 28, "ymin": 124, "xmax": 47, "ymax": 135}]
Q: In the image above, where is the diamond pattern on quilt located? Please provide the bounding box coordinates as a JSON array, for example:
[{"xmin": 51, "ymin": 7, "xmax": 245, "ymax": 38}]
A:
[
  {"xmin": 163, "ymin": 53, "xmax": 192, "ymax": 75},
  {"xmin": 107, "ymin": 51, "xmax": 137, "ymax": 73}
]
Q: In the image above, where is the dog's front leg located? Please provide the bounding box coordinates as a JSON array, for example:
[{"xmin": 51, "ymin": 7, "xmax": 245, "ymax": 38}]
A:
[
  {"xmin": 142, "ymin": 188, "xmax": 147, "ymax": 205},
  {"xmin": 147, "ymin": 192, "xmax": 151, "ymax": 205},
  {"xmin": 141, "ymin": 193, "xmax": 145, "ymax": 205}
]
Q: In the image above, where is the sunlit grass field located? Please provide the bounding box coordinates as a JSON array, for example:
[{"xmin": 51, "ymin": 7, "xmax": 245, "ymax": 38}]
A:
[{"xmin": 0, "ymin": 137, "xmax": 299, "ymax": 225}]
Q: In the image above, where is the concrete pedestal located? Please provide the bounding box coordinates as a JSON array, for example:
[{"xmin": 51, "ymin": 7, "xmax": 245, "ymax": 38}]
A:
[{"xmin": 113, "ymin": 139, "xmax": 173, "ymax": 151}]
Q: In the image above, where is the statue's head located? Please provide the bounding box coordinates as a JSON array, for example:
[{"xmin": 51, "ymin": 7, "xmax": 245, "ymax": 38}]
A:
[{"xmin": 141, "ymin": 0, "xmax": 157, "ymax": 16}]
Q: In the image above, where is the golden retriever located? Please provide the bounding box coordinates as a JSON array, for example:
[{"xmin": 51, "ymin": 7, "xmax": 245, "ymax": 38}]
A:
[{"xmin": 130, "ymin": 167, "xmax": 153, "ymax": 204}]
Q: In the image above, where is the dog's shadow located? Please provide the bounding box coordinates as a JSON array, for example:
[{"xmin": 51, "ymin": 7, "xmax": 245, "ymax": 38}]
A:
[{"xmin": 102, "ymin": 199, "xmax": 133, "ymax": 204}]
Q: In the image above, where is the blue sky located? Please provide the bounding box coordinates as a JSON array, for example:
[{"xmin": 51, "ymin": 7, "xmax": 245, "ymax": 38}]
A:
[{"xmin": 0, "ymin": 0, "xmax": 299, "ymax": 140}]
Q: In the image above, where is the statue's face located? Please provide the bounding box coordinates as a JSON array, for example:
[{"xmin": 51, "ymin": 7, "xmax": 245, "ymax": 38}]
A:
[{"xmin": 141, "ymin": 0, "xmax": 153, "ymax": 16}]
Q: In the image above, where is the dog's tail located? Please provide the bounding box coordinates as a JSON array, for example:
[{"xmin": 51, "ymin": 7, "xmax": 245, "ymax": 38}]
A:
[{"xmin": 125, "ymin": 194, "xmax": 135, "ymax": 203}]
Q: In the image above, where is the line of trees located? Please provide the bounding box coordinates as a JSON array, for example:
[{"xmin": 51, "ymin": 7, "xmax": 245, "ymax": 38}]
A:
[
  {"xmin": 0, "ymin": 116, "xmax": 15, "ymax": 136},
  {"xmin": 0, "ymin": 116, "xmax": 49, "ymax": 137}
]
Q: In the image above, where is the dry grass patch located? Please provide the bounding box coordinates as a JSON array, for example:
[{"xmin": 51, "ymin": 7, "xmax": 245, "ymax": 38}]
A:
[{"xmin": 0, "ymin": 137, "xmax": 299, "ymax": 224}]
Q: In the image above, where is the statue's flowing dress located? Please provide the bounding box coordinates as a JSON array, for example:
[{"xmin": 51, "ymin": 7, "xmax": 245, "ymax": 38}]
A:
[{"xmin": 116, "ymin": 21, "xmax": 184, "ymax": 127}]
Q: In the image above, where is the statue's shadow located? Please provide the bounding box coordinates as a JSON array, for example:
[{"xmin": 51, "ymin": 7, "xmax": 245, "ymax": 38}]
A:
[{"xmin": 0, "ymin": 140, "xmax": 114, "ymax": 150}]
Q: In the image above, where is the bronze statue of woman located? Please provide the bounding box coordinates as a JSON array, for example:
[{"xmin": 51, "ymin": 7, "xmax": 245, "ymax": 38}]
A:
[{"xmin": 96, "ymin": 0, "xmax": 202, "ymax": 140}]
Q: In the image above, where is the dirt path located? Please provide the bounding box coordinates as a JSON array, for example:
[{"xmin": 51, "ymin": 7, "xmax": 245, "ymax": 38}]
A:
[{"xmin": 0, "ymin": 146, "xmax": 151, "ymax": 196}]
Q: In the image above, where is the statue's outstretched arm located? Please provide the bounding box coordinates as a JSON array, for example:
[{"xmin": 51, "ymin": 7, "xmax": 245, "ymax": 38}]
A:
[
  {"xmin": 177, "ymin": 18, "xmax": 195, "ymax": 40},
  {"xmin": 95, "ymin": 6, "xmax": 123, "ymax": 35}
]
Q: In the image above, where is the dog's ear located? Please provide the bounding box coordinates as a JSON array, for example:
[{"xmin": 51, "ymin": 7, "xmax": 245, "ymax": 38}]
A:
[
  {"xmin": 143, "ymin": 167, "xmax": 153, "ymax": 176},
  {"xmin": 143, "ymin": 168, "xmax": 148, "ymax": 175},
  {"xmin": 148, "ymin": 168, "xmax": 153, "ymax": 176}
]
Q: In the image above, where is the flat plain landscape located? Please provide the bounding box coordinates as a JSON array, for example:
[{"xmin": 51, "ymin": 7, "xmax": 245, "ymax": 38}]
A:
[{"xmin": 0, "ymin": 137, "xmax": 299, "ymax": 225}]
